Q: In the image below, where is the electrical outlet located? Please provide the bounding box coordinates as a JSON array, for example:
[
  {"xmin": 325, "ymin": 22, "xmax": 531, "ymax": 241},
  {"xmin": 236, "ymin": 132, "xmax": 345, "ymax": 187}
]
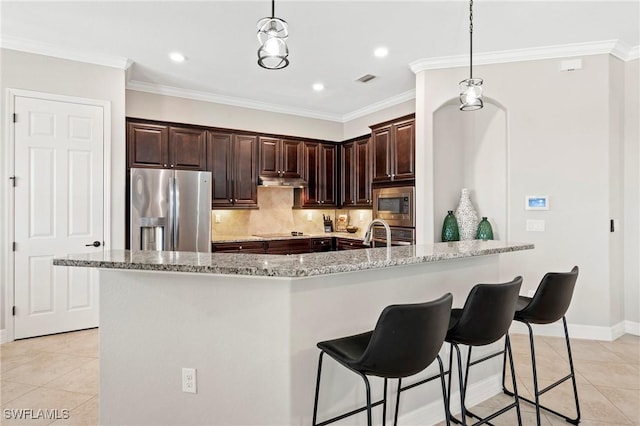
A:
[
  {"xmin": 182, "ymin": 368, "xmax": 197, "ymax": 393},
  {"xmin": 215, "ymin": 214, "xmax": 221, "ymax": 223},
  {"xmin": 307, "ymin": 212, "xmax": 312, "ymax": 221}
]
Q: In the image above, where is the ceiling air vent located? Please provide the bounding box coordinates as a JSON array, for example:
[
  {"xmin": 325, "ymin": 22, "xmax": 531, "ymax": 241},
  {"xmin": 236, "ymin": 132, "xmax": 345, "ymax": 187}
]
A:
[{"xmin": 356, "ymin": 74, "xmax": 376, "ymax": 83}]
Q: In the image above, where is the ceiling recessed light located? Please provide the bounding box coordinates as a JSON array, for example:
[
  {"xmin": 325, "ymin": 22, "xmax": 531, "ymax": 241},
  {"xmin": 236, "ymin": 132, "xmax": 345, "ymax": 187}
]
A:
[
  {"xmin": 374, "ymin": 47, "xmax": 389, "ymax": 58},
  {"xmin": 169, "ymin": 52, "xmax": 186, "ymax": 63},
  {"xmin": 312, "ymin": 82, "xmax": 325, "ymax": 92}
]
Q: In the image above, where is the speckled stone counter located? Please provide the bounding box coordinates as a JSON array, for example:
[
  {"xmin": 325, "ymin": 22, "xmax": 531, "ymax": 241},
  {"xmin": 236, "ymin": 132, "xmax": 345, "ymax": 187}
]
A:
[
  {"xmin": 66, "ymin": 240, "xmax": 533, "ymax": 426},
  {"xmin": 54, "ymin": 240, "xmax": 533, "ymax": 277}
]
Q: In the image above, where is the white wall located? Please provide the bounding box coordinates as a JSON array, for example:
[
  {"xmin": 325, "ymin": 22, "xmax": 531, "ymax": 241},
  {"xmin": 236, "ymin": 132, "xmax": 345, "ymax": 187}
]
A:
[
  {"xmin": 415, "ymin": 54, "xmax": 637, "ymax": 334},
  {"xmin": 624, "ymin": 58, "xmax": 640, "ymax": 326},
  {"xmin": 126, "ymin": 90, "xmax": 344, "ymax": 142},
  {"xmin": 0, "ymin": 48, "xmax": 126, "ymax": 339}
]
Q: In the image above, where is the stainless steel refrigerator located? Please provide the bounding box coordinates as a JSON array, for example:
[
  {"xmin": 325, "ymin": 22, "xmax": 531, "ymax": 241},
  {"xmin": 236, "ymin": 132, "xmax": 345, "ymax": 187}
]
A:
[{"xmin": 130, "ymin": 168, "xmax": 212, "ymax": 252}]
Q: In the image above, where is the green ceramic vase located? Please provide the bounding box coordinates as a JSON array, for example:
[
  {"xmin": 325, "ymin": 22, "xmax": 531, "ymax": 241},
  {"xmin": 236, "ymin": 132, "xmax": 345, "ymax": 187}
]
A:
[
  {"xmin": 441, "ymin": 211, "xmax": 460, "ymax": 242},
  {"xmin": 476, "ymin": 217, "xmax": 494, "ymax": 240}
]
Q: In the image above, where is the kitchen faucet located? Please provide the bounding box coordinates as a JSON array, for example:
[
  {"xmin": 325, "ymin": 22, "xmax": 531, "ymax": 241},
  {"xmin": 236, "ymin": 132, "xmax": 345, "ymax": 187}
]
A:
[{"xmin": 363, "ymin": 218, "xmax": 391, "ymax": 248}]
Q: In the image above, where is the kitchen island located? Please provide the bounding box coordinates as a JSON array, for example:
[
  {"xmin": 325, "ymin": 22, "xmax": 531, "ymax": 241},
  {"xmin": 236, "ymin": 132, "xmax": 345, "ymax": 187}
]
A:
[{"xmin": 54, "ymin": 240, "xmax": 533, "ymax": 426}]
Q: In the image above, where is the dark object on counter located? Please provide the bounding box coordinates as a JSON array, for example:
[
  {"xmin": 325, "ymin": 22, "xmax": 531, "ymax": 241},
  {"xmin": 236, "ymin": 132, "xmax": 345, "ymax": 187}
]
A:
[
  {"xmin": 323, "ymin": 215, "xmax": 333, "ymax": 233},
  {"xmin": 345, "ymin": 226, "xmax": 358, "ymax": 233},
  {"xmin": 503, "ymin": 266, "xmax": 580, "ymax": 426},
  {"xmin": 312, "ymin": 293, "xmax": 453, "ymax": 426},
  {"xmin": 291, "ymin": 231, "xmax": 304, "ymax": 236},
  {"xmin": 476, "ymin": 217, "xmax": 494, "ymax": 240},
  {"xmin": 441, "ymin": 211, "xmax": 460, "ymax": 242}
]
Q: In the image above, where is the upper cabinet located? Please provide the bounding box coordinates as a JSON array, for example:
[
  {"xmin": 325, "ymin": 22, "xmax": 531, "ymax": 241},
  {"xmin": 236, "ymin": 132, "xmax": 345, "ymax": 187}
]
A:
[
  {"xmin": 127, "ymin": 120, "xmax": 206, "ymax": 170},
  {"xmin": 258, "ymin": 137, "xmax": 302, "ymax": 179},
  {"xmin": 340, "ymin": 136, "xmax": 372, "ymax": 208},
  {"xmin": 296, "ymin": 142, "xmax": 337, "ymax": 208},
  {"xmin": 208, "ymin": 132, "xmax": 258, "ymax": 209},
  {"xmin": 370, "ymin": 115, "xmax": 415, "ymax": 183}
]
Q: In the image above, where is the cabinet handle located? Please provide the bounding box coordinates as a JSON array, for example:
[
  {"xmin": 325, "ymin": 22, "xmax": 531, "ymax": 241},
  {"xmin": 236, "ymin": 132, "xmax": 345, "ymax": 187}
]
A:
[
  {"xmin": 164, "ymin": 164, "xmax": 168, "ymax": 167},
  {"xmin": 235, "ymin": 199, "xmax": 238, "ymax": 202},
  {"xmin": 229, "ymin": 199, "xmax": 233, "ymax": 202},
  {"xmin": 239, "ymin": 245, "xmax": 243, "ymax": 250}
]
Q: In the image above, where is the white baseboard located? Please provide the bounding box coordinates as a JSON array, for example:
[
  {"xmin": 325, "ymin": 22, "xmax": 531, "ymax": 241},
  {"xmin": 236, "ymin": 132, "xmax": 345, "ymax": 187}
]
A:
[
  {"xmin": 509, "ymin": 320, "xmax": 640, "ymax": 341},
  {"xmin": 399, "ymin": 373, "xmax": 502, "ymax": 425}
]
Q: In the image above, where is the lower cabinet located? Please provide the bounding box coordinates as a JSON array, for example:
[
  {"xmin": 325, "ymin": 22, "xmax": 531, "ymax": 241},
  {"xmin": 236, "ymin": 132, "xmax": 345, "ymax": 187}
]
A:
[
  {"xmin": 212, "ymin": 237, "xmax": 364, "ymax": 253},
  {"xmin": 336, "ymin": 238, "xmax": 369, "ymax": 250},
  {"xmin": 212, "ymin": 241, "xmax": 266, "ymax": 253}
]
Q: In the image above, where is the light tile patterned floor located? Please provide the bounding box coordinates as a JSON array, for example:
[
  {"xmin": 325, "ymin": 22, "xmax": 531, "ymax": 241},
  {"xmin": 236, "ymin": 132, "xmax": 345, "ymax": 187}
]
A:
[{"xmin": 1, "ymin": 329, "xmax": 638, "ymax": 425}]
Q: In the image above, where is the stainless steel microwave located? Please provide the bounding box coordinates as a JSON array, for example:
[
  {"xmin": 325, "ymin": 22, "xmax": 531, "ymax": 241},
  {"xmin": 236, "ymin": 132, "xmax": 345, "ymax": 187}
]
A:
[{"xmin": 372, "ymin": 186, "xmax": 415, "ymax": 227}]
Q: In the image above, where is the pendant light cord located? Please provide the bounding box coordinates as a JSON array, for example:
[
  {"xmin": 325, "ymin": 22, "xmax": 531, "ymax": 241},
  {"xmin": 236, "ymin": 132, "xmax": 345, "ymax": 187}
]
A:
[
  {"xmin": 271, "ymin": 0, "xmax": 275, "ymax": 18},
  {"xmin": 469, "ymin": 0, "xmax": 474, "ymax": 79}
]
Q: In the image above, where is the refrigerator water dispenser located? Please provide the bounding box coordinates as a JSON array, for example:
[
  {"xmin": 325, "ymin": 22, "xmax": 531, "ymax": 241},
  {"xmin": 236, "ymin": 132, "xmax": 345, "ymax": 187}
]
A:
[{"xmin": 139, "ymin": 217, "xmax": 166, "ymax": 251}]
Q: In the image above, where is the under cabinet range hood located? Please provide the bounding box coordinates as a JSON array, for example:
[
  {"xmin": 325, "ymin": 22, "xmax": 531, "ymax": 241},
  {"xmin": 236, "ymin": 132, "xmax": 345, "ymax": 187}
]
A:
[{"xmin": 259, "ymin": 175, "xmax": 308, "ymax": 188}]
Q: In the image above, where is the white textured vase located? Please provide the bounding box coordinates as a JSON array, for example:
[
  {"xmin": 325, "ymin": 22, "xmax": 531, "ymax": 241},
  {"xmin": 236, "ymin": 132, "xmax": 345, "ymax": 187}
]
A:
[{"xmin": 455, "ymin": 188, "xmax": 479, "ymax": 241}]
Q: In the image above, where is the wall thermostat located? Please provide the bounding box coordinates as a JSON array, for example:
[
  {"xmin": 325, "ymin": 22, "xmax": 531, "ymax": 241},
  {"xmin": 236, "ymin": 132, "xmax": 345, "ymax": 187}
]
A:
[{"xmin": 525, "ymin": 195, "xmax": 549, "ymax": 210}]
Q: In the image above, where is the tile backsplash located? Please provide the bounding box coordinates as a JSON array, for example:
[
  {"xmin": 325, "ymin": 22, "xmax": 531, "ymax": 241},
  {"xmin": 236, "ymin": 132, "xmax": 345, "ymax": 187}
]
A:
[{"xmin": 211, "ymin": 187, "xmax": 372, "ymax": 237}]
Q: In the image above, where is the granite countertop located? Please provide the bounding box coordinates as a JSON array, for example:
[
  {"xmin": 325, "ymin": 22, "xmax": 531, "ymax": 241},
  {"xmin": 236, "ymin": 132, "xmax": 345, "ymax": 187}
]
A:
[
  {"xmin": 54, "ymin": 240, "xmax": 534, "ymax": 278},
  {"xmin": 211, "ymin": 232, "xmax": 362, "ymax": 243}
]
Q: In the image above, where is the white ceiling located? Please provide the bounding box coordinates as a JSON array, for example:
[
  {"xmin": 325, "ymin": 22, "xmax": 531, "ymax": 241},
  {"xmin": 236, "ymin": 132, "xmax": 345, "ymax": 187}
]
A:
[{"xmin": 2, "ymin": 1, "xmax": 639, "ymax": 121}]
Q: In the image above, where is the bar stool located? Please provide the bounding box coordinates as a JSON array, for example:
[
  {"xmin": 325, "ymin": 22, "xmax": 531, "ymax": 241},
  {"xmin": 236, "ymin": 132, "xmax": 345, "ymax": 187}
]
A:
[
  {"xmin": 312, "ymin": 293, "xmax": 453, "ymax": 426},
  {"xmin": 502, "ymin": 266, "xmax": 580, "ymax": 425},
  {"xmin": 445, "ymin": 276, "xmax": 523, "ymax": 426}
]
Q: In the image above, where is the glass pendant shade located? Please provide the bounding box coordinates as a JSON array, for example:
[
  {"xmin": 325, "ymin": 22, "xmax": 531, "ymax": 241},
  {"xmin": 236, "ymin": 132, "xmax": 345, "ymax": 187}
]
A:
[
  {"xmin": 459, "ymin": 78, "xmax": 484, "ymax": 111},
  {"xmin": 257, "ymin": 16, "xmax": 289, "ymax": 70}
]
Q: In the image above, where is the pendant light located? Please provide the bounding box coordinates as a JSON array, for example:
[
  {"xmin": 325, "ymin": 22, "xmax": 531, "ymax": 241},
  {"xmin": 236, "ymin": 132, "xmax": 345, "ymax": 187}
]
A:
[
  {"xmin": 257, "ymin": 0, "xmax": 289, "ymax": 70},
  {"xmin": 459, "ymin": 0, "xmax": 483, "ymax": 111}
]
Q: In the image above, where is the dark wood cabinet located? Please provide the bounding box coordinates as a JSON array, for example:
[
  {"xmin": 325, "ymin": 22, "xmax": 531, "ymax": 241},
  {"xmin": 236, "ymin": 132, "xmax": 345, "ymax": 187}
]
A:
[
  {"xmin": 212, "ymin": 241, "xmax": 266, "ymax": 253},
  {"xmin": 127, "ymin": 121, "xmax": 169, "ymax": 169},
  {"xmin": 127, "ymin": 121, "xmax": 206, "ymax": 170},
  {"xmin": 371, "ymin": 115, "xmax": 415, "ymax": 183},
  {"xmin": 340, "ymin": 136, "xmax": 371, "ymax": 208},
  {"xmin": 265, "ymin": 239, "xmax": 311, "ymax": 255},
  {"xmin": 169, "ymin": 126, "xmax": 207, "ymax": 170},
  {"xmin": 297, "ymin": 142, "xmax": 337, "ymax": 208},
  {"xmin": 259, "ymin": 137, "xmax": 302, "ymax": 178},
  {"xmin": 208, "ymin": 132, "xmax": 258, "ymax": 209},
  {"xmin": 310, "ymin": 238, "xmax": 334, "ymax": 252},
  {"xmin": 336, "ymin": 238, "xmax": 369, "ymax": 250}
]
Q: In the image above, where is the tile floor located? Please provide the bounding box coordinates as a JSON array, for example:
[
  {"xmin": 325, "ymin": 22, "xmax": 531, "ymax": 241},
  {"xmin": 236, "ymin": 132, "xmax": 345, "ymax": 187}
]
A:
[{"xmin": 1, "ymin": 329, "xmax": 638, "ymax": 425}]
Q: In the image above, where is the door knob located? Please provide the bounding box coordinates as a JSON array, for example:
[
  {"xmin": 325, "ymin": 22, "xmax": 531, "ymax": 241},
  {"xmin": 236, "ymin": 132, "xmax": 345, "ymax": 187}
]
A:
[{"xmin": 86, "ymin": 241, "xmax": 101, "ymax": 247}]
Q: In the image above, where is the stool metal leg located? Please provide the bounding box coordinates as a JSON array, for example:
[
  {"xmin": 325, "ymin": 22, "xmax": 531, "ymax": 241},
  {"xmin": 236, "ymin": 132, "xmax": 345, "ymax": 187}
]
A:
[
  {"xmin": 503, "ymin": 317, "xmax": 581, "ymax": 425},
  {"xmin": 437, "ymin": 355, "xmax": 452, "ymax": 426},
  {"xmin": 312, "ymin": 351, "xmax": 325, "ymax": 426},
  {"xmin": 393, "ymin": 378, "xmax": 401, "ymax": 426}
]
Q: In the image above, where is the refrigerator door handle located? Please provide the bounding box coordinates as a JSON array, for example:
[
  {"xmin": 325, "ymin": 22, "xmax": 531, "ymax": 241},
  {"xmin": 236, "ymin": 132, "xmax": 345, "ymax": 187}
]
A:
[{"xmin": 173, "ymin": 176, "xmax": 180, "ymax": 250}]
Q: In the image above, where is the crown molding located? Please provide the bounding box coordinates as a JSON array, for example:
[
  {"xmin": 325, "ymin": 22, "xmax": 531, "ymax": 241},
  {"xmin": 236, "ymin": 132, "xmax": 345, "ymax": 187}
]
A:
[
  {"xmin": 126, "ymin": 80, "xmax": 344, "ymax": 122},
  {"xmin": 0, "ymin": 35, "xmax": 132, "ymax": 70},
  {"xmin": 410, "ymin": 39, "xmax": 640, "ymax": 73},
  {"xmin": 341, "ymin": 90, "xmax": 416, "ymax": 123}
]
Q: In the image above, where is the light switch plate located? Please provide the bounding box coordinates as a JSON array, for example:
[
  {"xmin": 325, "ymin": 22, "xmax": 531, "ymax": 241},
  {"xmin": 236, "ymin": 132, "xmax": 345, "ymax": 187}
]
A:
[{"xmin": 526, "ymin": 219, "xmax": 545, "ymax": 232}]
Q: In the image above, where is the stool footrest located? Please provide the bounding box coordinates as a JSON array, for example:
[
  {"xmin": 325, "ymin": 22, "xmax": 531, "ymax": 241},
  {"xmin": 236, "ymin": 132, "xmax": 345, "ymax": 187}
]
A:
[
  {"xmin": 502, "ymin": 390, "xmax": 579, "ymax": 425},
  {"xmin": 315, "ymin": 398, "xmax": 386, "ymax": 426},
  {"xmin": 450, "ymin": 402, "xmax": 517, "ymax": 426},
  {"xmin": 399, "ymin": 370, "xmax": 448, "ymax": 393}
]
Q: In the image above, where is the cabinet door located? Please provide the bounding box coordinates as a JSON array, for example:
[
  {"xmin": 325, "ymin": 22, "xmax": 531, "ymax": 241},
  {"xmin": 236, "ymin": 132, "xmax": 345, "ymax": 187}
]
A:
[
  {"xmin": 127, "ymin": 121, "xmax": 169, "ymax": 169},
  {"xmin": 258, "ymin": 137, "xmax": 280, "ymax": 178},
  {"xmin": 281, "ymin": 139, "xmax": 302, "ymax": 178},
  {"xmin": 266, "ymin": 239, "xmax": 311, "ymax": 254},
  {"xmin": 232, "ymin": 134, "xmax": 258, "ymax": 207},
  {"xmin": 392, "ymin": 119, "xmax": 415, "ymax": 181},
  {"xmin": 320, "ymin": 143, "xmax": 337, "ymax": 206},
  {"xmin": 371, "ymin": 126, "xmax": 392, "ymax": 183},
  {"xmin": 169, "ymin": 126, "xmax": 207, "ymax": 170},
  {"xmin": 340, "ymin": 142, "xmax": 355, "ymax": 207},
  {"xmin": 354, "ymin": 137, "xmax": 372, "ymax": 206},
  {"xmin": 301, "ymin": 142, "xmax": 320, "ymax": 206},
  {"xmin": 208, "ymin": 132, "xmax": 234, "ymax": 208}
]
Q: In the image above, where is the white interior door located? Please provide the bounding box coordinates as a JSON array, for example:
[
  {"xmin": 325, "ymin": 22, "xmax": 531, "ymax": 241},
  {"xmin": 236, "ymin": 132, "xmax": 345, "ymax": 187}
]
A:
[{"xmin": 13, "ymin": 95, "xmax": 105, "ymax": 339}]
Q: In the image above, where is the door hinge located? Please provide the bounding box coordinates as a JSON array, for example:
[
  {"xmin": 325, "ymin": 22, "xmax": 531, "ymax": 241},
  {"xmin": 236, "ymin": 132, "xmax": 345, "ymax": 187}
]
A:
[
  {"xmin": 12, "ymin": 242, "xmax": 16, "ymax": 251},
  {"xmin": 13, "ymin": 113, "xmax": 17, "ymax": 123},
  {"xmin": 9, "ymin": 176, "xmax": 16, "ymax": 187},
  {"xmin": 12, "ymin": 306, "xmax": 16, "ymax": 316}
]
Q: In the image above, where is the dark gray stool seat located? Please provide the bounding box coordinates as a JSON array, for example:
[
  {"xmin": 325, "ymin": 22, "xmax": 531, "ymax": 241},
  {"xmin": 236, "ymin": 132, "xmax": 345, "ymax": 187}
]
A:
[
  {"xmin": 312, "ymin": 293, "xmax": 453, "ymax": 426},
  {"xmin": 502, "ymin": 266, "xmax": 580, "ymax": 425}
]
